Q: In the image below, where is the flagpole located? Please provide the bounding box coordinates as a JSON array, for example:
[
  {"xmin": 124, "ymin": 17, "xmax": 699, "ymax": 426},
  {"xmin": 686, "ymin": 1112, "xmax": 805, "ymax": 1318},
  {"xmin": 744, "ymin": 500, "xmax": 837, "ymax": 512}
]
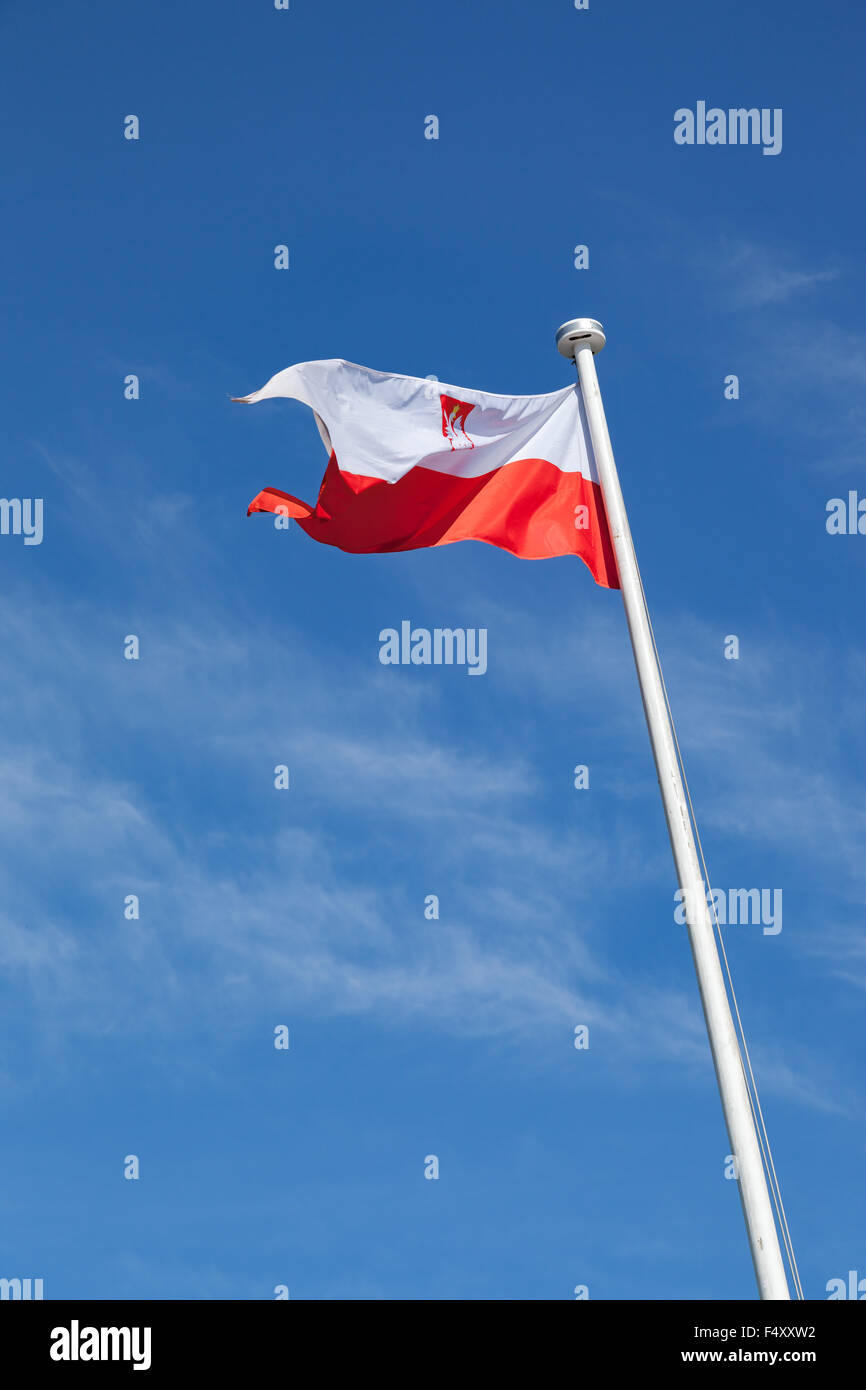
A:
[{"xmin": 556, "ymin": 318, "xmax": 790, "ymax": 1301}]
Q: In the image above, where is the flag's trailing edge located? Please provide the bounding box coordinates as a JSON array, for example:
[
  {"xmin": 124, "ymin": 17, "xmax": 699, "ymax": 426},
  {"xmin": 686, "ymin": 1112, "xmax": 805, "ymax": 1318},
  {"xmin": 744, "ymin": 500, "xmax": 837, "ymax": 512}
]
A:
[{"xmin": 235, "ymin": 359, "xmax": 619, "ymax": 588}]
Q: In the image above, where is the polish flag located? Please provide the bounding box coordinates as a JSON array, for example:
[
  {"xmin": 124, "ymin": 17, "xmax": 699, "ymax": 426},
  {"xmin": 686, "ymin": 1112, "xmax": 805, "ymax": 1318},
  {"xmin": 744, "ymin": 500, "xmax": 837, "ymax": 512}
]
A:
[{"xmin": 235, "ymin": 359, "xmax": 619, "ymax": 588}]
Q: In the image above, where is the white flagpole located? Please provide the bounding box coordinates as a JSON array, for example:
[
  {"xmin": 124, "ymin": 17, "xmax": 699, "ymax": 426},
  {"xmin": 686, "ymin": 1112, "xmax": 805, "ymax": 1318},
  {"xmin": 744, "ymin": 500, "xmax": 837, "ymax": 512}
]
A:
[{"xmin": 556, "ymin": 318, "xmax": 790, "ymax": 1301}]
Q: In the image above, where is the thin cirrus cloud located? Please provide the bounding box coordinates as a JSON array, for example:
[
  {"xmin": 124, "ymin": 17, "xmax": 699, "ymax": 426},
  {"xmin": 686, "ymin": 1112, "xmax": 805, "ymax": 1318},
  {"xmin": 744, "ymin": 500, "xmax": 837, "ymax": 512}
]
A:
[
  {"xmin": 687, "ymin": 234, "xmax": 841, "ymax": 311},
  {"xmin": 0, "ymin": 579, "xmax": 855, "ymax": 1120},
  {"xmin": 683, "ymin": 233, "xmax": 866, "ymax": 468},
  {"xmin": 0, "ymin": 587, "xmax": 646, "ymax": 1038}
]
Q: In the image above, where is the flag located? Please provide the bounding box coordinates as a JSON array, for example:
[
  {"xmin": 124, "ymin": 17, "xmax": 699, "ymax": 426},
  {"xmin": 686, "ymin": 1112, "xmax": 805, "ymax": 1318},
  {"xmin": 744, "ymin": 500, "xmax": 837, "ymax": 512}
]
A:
[{"xmin": 235, "ymin": 358, "xmax": 619, "ymax": 588}]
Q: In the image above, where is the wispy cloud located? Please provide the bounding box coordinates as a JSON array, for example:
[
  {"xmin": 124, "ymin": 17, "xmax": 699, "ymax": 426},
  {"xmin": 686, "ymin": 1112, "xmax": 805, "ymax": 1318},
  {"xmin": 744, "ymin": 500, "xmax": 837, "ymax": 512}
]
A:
[
  {"xmin": 710, "ymin": 237, "xmax": 839, "ymax": 309},
  {"xmin": 0, "ymin": 578, "xmax": 855, "ymax": 1117}
]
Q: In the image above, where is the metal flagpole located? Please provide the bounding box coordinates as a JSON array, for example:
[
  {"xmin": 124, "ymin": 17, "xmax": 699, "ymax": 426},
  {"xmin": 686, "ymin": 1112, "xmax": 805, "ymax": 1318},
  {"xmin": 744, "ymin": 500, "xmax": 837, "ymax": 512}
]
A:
[{"xmin": 556, "ymin": 318, "xmax": 790, "ymax": 1301}]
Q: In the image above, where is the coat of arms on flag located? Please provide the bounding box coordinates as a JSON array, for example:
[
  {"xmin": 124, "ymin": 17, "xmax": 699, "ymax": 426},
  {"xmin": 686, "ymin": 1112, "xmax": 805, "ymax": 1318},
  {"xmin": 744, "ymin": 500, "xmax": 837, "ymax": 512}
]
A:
[{"xmin": 440, "ymin": 393, "xmax": 475, "ymax": 450}]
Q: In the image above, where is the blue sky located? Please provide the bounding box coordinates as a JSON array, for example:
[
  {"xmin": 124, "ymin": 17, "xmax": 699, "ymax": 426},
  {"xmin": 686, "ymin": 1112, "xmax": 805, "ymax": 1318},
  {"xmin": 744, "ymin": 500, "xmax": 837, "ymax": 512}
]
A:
[{"xmin": 1, "ymin": 0, "xmax": 864, "ymax": 1300}]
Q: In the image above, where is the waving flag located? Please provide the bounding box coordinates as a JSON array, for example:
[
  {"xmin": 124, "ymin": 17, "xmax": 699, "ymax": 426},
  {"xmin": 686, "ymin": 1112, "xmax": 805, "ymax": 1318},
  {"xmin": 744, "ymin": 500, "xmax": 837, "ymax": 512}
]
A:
[{"xmin": 235, "ymin": 359, "xmax": 618, "ymax": 588}]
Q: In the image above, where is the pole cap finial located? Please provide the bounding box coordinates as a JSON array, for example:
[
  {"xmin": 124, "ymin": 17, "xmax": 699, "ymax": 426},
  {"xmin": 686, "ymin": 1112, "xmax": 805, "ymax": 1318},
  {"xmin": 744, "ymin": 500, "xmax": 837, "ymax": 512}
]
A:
[{"xmin": 555, "ymin": 318, "xmax": 606, "ymax": 358}]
